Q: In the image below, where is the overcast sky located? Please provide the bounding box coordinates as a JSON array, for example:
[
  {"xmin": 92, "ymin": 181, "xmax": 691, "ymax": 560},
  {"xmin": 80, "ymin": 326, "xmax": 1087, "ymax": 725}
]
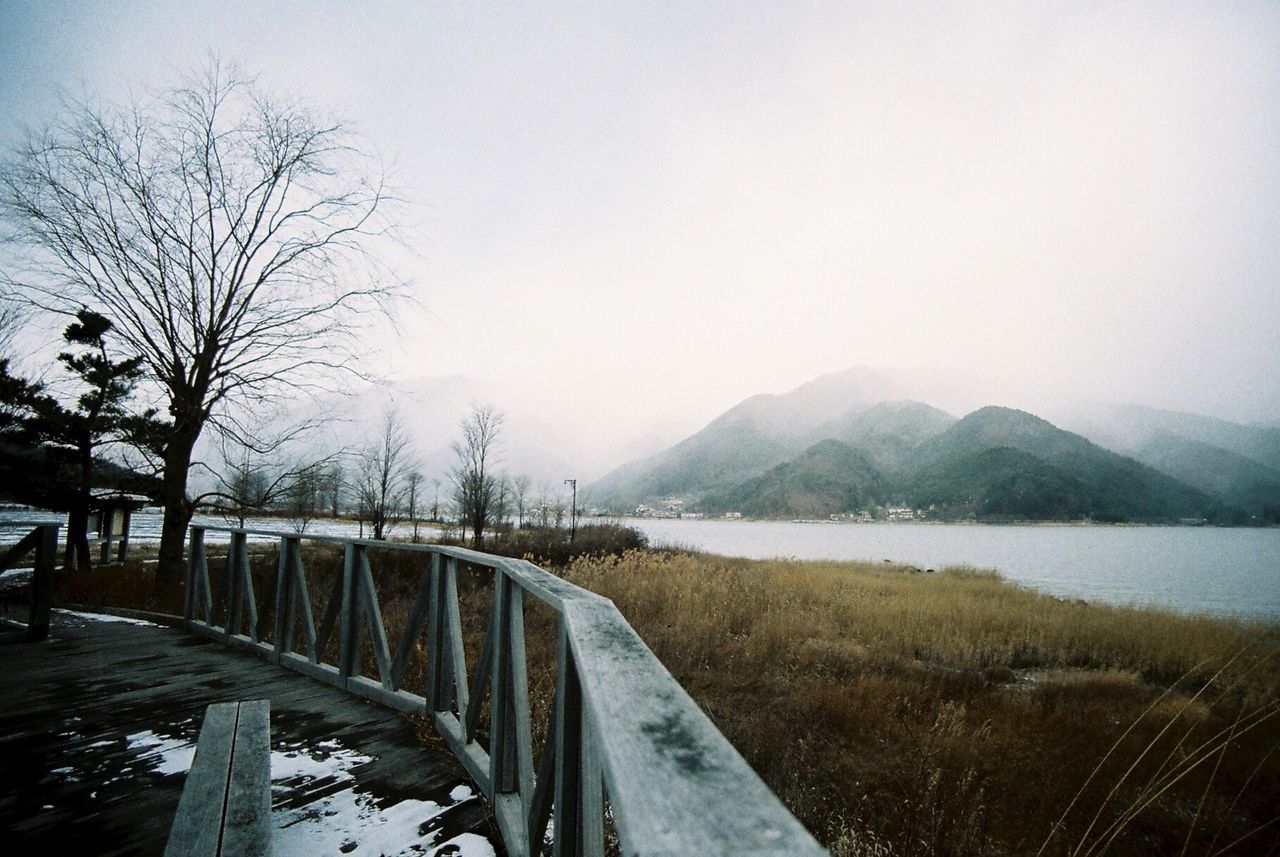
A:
[{"xmin": 2, "ymin": 1, "xmax": 1278, "ymax": 467}]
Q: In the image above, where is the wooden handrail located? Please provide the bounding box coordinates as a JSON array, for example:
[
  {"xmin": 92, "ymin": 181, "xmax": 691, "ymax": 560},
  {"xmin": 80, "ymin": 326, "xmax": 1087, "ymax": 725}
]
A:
[
  {"xmin": 184, "ymin": 525, "xmax": 827, "ymax": 857},
  {"xmin": 0, "ymin": 524, "xmax": 59, "ymax": 643}
]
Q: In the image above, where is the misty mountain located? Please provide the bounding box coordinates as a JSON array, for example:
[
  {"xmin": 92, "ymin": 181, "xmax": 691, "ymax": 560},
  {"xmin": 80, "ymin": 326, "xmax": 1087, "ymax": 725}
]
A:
[
  {"xmin": 1055, "ymin": 402, "xmax": 1280, "ymax": 520},
  {"xmin": 701, "ymin": 439, "xmax": 886, "ymax": 518},
  {"xmin": 906, "ymin": 407, "xmax": 1223, "ymax": 522},
  {"xmin": 1061, "ymin": 403, "xmax": 1280, "ymax": 471},
  {"xmin": 810, "ymin": 400, "xmax": 956, "ymax": 476},
  {"xmin": 906, "ymin": 447, "xmax": 1096, "ymax": 520},
  {"xmin": 585, "ymin": 414, "xmax": 802, "ymax": 508},
  {"xmin": 1133, "ymin": 434, "xmax": 1280, "ymax": 521},
  {"xmin": 588, "ymin": 369, "xmax": 1235, "ymax": 522},
  {"xmin": 586, "ymin": 367, "xmax": 911, "ymax": 507}
]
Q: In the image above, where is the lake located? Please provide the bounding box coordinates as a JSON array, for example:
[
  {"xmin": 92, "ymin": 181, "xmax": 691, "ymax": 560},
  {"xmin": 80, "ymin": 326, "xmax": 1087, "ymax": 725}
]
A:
[
  {"xmin": 624, "ymin": 518, "xmax": 1280, "ymax": 621},
  {"xmin": 4, "ymin": 509, "xmax": 1277, "ymax": 621}
]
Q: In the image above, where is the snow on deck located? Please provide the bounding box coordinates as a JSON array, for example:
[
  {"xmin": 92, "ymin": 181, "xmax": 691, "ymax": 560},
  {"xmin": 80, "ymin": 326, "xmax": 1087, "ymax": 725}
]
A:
[{"xmin": 0, "ymin": 611, "xmax": 501, "ymax": 856}]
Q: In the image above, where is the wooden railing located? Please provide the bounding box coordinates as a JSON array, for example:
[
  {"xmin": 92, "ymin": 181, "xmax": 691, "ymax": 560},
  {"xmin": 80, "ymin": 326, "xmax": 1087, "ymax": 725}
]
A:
[
  {"xmin": 184, "ymin": 526, "xmax": 827, "ymax": 857},
  {"xmin": 0, "ymin": 523, "xmax": 59, "ymax": 644}
]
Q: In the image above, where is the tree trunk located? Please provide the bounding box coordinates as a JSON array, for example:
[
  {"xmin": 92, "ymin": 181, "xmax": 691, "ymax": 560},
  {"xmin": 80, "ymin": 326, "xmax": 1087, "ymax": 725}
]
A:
[
  {"xmin": 64, "ymin": 504, "xmax": 92, "ymax": 573},
  {"xmin": 64, "ymin": 440, "xmax": 94, "ymax": 573},
  {"xmin": 155, "ymin": 426, "xmax": 199, "ymax": 584}
]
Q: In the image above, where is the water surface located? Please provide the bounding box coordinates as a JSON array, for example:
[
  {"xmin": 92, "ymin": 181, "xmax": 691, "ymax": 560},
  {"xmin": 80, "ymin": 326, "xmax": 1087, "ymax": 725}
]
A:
[{"xmin": 626, "ymin": 518, "xmax": 1280, "ymax": 621}]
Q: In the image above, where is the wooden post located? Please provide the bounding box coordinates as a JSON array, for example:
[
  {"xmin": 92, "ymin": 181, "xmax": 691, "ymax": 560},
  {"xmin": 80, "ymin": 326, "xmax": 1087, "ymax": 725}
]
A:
[
  {"xmin": 444, "ymin": 558, "xmax": 470, "ymax": 716},
  {"xmin": 553, "ymin": 624, "xmax": 582, "ymax": 857},
  {"xmin": 338, "ymin": 543, "xmax": 358, "ymax": 680},
  {"xmin": 425, "ymin": 552, "xmax": 444, "ymax": 711},
  {"xmin": 101, "ymin": 508, "xmax": 116, "ymax": 566},
  {"xmin": 117, "ymin": 508, "xmax": 132, "ymax": 563},
  {"xmin": 490, "ymin": 572, "xmax": 513, "ymax": 793},
  {"xmin": 27, "ymin": 525, "xmax": 58, "ymax": 642},
  {"xmin": 273, "ymin": 536, "xmax": 291, "ymax": 657},
  {"xmin": 225, "ymin": 531, "xmax": 245, "ymax": 638},
  {"xmin": 185, "ymin": 527, "xmax": 207, "ymax": 623}
]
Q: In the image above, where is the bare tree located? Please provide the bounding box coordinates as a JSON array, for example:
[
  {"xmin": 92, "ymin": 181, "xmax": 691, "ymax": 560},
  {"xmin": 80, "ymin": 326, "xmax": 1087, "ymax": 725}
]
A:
[
  {"xmin": 323, "ymin": 463, "xmax": 344, "ymax": 518},
  {"xmin": 406, "ymin": 469, "xmax": 422, "ymax": 542},
  {"xmin": 285, "ymin": 463, "xmax": 325, "ymax": 534},
  {"xmin": 533, "ymin": 482, "xmax": 552, "ymax": 527},
  {"xmin": 495, "ymin": 473, "xmax": 511, "ymax": 532},
  {"xmin": 0, "ymin": 296, "xmax": 23, "ymax": 359},
  {"xmin": 207, "ymin": 435, "xmax": 297, "ymax": 527},
  {"xmin": 513, "ymin": 474, "xmax": 531, "ymax": 529},
  {"xmin": 0, "ymin": 61, "xmax": 401, "ymax": 582},
  {"xmin": 451, "ymin": 405, "xmax": 503, "ymax": 548},
  {"xmin": 356, "ymin": 408, "xmax": 415, "ymax": 540},
  {"xmin": 211, "ymin": 441, "xmax": 277, "ymax": 527}
]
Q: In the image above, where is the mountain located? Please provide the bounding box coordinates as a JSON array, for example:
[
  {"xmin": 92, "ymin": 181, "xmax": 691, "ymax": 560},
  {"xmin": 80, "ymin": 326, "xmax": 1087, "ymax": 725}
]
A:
[
  {"xmin": 1133, "ymin": 434, "xmax": 1280, "ymax": 522},
  {"xmin": 811, "ymin": 400, "xmax": 956, "ymax": 476},
  {"xmin": 697, "ymin": 406, "xmax": 1223, "ymax": 522},
  {"xmin": 701, "ymin": 439, "xmax": 886, "ymax": 518},
  {"xmin": 588, "ymin": 367, "xmax": 1259, "ymax": 523},
  {"xmin": 586, "ymin": 367, "xmax": 909, "ymax": 507},
  {"xmin": 1060, "ymin": 403, "xmax": 1280, "ymax": 472},
  {"xmin": 584, "ymin": 414, "xmax": 801, "ymax": 508},
  {"xmin": 907, "ymin": 407, "xmax": 1224, "ymax": 522},
  {"xmin": 906, "ymin": 447, "xmax": 1096, "ymax": 520},
  {"xmin": 1055, "ymin": 403, "xmax": 1280, "ymax": 520}
]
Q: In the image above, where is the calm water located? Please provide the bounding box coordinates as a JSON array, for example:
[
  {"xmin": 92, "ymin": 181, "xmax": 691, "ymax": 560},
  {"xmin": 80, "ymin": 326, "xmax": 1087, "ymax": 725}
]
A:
[
  {"xmin": 625, "ymin": 518, "xmax": 1280, "ymax": 621},
  {"xmin": 4, "ymin": 509, "xmax": 1276, "ymax": 620}
]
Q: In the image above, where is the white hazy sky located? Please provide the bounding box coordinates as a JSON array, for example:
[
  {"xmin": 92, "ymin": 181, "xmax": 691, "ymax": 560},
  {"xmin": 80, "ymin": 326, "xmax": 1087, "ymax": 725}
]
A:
[{"xmin": 2, "ymin": 1, "xmax": 1279, "ymax": 462}]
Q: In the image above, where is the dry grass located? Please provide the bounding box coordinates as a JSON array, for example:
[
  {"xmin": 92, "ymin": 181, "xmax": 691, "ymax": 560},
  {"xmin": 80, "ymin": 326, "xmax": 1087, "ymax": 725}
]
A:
[
  {"xmin": 41, "ymin": 542, "xmax": 1279, "ymax": 857},
  {"xmin": 557, "ymin": 551, "xmax": 1280, "ymax": 857}
]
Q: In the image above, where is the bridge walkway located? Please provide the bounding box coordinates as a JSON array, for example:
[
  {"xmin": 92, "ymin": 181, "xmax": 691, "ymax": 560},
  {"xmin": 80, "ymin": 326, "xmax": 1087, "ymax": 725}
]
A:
[{"xmin": 0, "ymin": 609, "xmax": 500, "ymax": 857}]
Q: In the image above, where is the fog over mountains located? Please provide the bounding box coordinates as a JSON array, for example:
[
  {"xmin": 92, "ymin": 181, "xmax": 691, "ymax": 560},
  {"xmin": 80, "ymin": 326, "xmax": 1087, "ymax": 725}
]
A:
[
  {"xmin": 249, "ymin": 365, "xmax": 1278, "ymax": 525},
  {"xmin": 584, "ymin": 367, "xmax": 1280, "ymax": 524}
]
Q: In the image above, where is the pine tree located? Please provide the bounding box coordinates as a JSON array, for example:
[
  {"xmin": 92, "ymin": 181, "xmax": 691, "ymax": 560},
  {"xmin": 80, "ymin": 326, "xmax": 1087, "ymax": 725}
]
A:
[{"xmin": 33, "ymin": 310, "xmax": 163, "ymax": 571}]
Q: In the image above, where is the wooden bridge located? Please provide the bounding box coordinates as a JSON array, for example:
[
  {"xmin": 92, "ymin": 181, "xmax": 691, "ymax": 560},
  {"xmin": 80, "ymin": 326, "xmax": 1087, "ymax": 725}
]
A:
[{"xmin": 1, "ymin": 524, "xmax": 827, "ymax": 856}]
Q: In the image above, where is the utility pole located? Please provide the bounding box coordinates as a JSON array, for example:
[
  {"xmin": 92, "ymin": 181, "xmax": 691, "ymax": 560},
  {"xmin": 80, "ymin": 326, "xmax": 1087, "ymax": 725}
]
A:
[{"xmin": 564, "ymin": 478, "xmax": 578, "ymax": 543}]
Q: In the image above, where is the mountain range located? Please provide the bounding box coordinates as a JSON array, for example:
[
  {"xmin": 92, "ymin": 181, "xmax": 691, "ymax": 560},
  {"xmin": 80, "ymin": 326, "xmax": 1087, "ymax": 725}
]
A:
[{"xmin": 587, "ymin": 368, "xmax": 1279, "ymax": 524}]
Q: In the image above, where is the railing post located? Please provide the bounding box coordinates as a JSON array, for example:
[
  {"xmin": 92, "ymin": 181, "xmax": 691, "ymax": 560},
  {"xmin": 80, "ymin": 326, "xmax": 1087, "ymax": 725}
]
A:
[
  {"xmin": 509, "ymin": 582, "xmax": 535, "ymax": 816},
  {"xmin": 339, "ymin": 542, "xmax": 359, "ymax": 680},
  {"xmin": 444, "ymin": 557, "xmax": 469, "ymax": 716},
  {"xmin": 488, "ymin": 568, "xmax": 535, "ymax": 838},
  {"xmin": 26, "ymin": 524, "xmax": 58, "ymax": 643},
  {"xmin": 490, "ymin": 572, "xmax": 513, "ymax": 793},
  {"xmin": 227, "ymin": 531, "xmax": 253, "ymax": 638},
  {"xmin": 273, "ymin": 536, "xmax": 292, "ymax": 658},
  {"xmin": 426, "ymin": 552, "xmax": 446, "ymax": 711},
  {"xmin": 185, "ymin": 527, "xmax": 205, "ymax": 622},
  {"xmin": 553, "ymin": 623, "xmax": 582, "ymax": 857},
  {"xmin": 544, "ymin": 616, "xmax": 604, "ymax": 857}
]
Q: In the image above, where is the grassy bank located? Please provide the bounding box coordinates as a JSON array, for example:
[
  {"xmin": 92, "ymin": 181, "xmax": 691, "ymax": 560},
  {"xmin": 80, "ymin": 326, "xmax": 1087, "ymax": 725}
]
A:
[
  {"xmin": 557, "ymin": 551, "xmax": 1279, "ymax": 856},
  {"xmin": 30, "ymin": 537, "xmax": 1279, "ymax": 856}
]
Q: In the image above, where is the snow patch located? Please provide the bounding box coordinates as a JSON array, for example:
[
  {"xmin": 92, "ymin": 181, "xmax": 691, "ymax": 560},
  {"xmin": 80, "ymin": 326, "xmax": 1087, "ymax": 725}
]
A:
[
  {"xmin": 56, "ymin": 608, "xmax": 164, "ymax": 628},
  {"xmin": 431, "ymin": 832, "xmax": 497, "ymax": 857},
  {"xmin": 271, "ymin": 738, "xmax": 493, "ymax": 857},
  {"xmin": 125, "ymin": 730, "xmax": 197, "ymax": 775}
]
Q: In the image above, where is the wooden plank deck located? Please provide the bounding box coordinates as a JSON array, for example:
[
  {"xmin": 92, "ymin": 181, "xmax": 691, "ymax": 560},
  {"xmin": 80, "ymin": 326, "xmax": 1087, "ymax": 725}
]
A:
[{"xmin": 0, "ymin": 610, "xmax": 502, "ymax": 857}]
